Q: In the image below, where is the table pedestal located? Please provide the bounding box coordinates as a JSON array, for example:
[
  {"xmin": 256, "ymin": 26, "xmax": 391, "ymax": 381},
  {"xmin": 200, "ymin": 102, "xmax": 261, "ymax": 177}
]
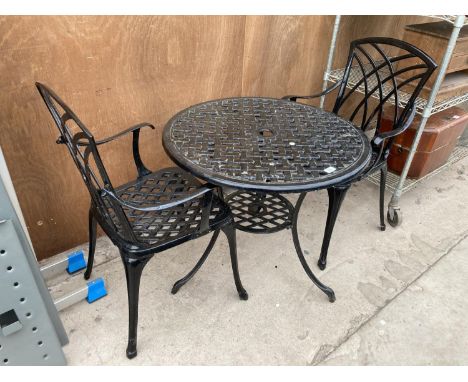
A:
[{"xmin": 224, "ymin": 190, "xmax": 337, "ymax": 302}]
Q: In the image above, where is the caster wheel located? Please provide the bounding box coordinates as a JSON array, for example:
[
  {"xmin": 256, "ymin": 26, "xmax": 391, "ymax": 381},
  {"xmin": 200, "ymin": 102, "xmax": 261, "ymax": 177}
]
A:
[{"xmin": 387, "ymin": 209, "xmax": 402, "ymax": 228}]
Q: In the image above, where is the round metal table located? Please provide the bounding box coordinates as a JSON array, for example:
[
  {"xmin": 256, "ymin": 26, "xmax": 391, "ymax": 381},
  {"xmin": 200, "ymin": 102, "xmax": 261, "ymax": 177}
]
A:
[{"xmin": 163, "ymin": 97, "xmax": 371, "ymax": 302}]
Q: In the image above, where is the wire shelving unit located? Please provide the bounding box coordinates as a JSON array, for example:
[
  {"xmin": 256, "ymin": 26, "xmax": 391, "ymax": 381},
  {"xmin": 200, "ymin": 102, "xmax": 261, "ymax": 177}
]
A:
[{"xmin": 321, "ymin": 15, "xmax": 467, "ymax": 226}]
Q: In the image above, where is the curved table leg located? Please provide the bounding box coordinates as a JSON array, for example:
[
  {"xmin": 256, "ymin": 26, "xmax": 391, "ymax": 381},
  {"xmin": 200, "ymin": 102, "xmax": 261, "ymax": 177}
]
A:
[
  {"xmin": 222, "ymin": 224, "xmax": 249, "ymax": 300},
  {"xmin": 171, "ymin": 229, "xmax": 221, "ymax": 294},
  {"xmin": 318, "ymin": 185, "xmax": 349, "ymax": 270},
  {"xmin": 292, "ymin": 192, "xmax": 336, "ymax": 303}
]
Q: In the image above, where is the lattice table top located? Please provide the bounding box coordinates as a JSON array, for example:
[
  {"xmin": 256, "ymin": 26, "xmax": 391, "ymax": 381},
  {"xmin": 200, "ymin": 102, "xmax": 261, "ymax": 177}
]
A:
[{"xmin": 163, "ymin": 97, "xmax": 371, "ymax": 192}]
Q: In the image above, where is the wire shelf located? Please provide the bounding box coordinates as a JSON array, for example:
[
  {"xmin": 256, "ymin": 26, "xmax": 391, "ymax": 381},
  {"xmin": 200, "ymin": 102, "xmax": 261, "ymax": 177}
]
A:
[
  {"xmin": 366, "ymin": 145, "xmax": 468, "ymax": 194},
  {"xmin": 327, "ymin": 67, "xmax": 468, "ymax": 116}
]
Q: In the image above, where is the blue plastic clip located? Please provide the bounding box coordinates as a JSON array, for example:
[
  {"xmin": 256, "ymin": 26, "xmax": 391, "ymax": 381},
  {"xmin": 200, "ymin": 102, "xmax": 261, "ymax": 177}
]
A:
[
  {"xmin": 86, "ymin": 278, "xmax": 108, "ymax": 303},
  {"xmin": 66, "ymin": 250, "xmax": 87, "ymax": 274}
]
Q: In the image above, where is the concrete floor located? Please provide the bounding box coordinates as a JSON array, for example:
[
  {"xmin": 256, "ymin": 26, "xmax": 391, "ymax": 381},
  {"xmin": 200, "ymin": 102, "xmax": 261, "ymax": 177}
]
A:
[{"xmin": 42, "ymin": 156, "xmax": 468, "ymax": 365}]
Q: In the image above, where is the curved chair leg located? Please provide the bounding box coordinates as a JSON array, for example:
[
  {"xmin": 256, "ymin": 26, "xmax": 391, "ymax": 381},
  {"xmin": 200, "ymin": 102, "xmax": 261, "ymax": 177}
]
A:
[
  {"xmin": 171, "ymin": 229, "xmax": 221, "ymax": 294},
  {"xmin": 84, "ymin": 208, "xmax": 97, "ymax": 280},
  {"xmin": 379, "ymin": 165, "xmax": 387, "ymax": 232},
  {"xmin": 122, "ymin": 255, "xmax": 150, "ymax": 359},
  {"xmin": 222, "ymin": 224, "xmax": 248, "ymax": 300},
  {"xmin": 317, "ymin": 185, "xmax": 349, "ymax": 271},
  {"xmin": 292, "ymin": 193, "xmax": 336, "ymax": 303}
]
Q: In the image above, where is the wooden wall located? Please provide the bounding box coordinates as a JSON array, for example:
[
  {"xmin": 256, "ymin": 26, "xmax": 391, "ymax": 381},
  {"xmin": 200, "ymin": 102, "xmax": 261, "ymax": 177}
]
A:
[{"xmin": 0, "ymin": 15, "xmax": 431, "ymax": 260}]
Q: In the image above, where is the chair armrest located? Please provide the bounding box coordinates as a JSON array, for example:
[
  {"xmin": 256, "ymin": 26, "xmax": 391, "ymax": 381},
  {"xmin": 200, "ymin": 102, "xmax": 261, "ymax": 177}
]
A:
[
  {"xmin": 282, "ymin": 80, "xmax": 342, "ymax": 102},
  {"xmin": 102, "ymin": 185, "xmax": 215, "ymax": 213},
  {"xmin": 94, "ymin": 123, "xmax": 156, "ymax": 145},
  {"xmin": 372, "ymin": 105, "xmax": 417, "ymax": 146},
  {"xmin": 95, "ymin": 122, "xmax": 156, "ymax": 178}
]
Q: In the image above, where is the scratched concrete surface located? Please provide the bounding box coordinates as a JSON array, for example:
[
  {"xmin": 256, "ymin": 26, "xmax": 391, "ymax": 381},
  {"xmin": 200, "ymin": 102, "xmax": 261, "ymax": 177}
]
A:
[{"xmin": 42, "ymin": 156, "xmax": 468, "ymax": 365}]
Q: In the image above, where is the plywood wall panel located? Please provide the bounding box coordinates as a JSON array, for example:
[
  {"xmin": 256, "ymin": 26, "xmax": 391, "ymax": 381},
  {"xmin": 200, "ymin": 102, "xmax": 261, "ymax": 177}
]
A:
[
  {"xmin": 331, "ymin": 16, "xmax": 435, "ymax": 70},
  {"xmin": 0, "ymin": 15, "xmax": 435, "ymax": 260},
  {"xmin": 0, "ymin": 16, "xmax": 246, "ymax": 260},
  {"xmin": 242, "ymin": 16, "xmax": 335, "ymax": 103}
]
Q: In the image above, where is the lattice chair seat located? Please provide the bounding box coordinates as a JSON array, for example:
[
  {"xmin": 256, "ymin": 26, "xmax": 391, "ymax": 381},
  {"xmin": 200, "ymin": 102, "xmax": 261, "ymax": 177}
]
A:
[{"xmin": 110, "ymin": 168, "xmax": 230, "ymax": 248}]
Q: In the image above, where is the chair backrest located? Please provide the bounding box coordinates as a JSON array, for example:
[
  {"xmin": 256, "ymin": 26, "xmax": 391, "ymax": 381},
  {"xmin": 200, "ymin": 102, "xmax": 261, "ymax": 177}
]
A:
[
  {"xmin": 36, "ymin": 83, "xmax": 135, "ymax": 243},
  {"xmin": 332, "ymin": 37, "xmax": 437, "ymax": 163}
]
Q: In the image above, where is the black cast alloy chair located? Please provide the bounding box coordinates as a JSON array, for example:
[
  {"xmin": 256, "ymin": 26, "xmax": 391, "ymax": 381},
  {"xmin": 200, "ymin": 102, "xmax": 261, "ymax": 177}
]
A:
[
  {"xmin": 36, "ymin": 83, "xmax": 248, "ymax": 359},
  {"xmin": 283, "ymin": 37, "xmax": 437, "ymax": 269}
]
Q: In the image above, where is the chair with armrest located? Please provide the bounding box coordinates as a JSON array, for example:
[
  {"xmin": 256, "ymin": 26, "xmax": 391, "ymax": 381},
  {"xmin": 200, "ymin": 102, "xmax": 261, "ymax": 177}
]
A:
[
  {"xmin": 36, "ymin": 83, "xmax": 248, "ymax": 359},
  {"xmin": 283, "ymin": 37, "xmax": 437, "ymax": 269}
]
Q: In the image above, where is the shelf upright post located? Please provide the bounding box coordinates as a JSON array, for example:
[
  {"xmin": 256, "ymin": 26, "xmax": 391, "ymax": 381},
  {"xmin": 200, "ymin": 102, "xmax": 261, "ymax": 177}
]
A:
[
  {"xmin": 387, "ymin": 15, "xmax": 466, "ymax": 226},
  {"xmin": 320, "ymin": 15, "xmax": 342, "ymax": 109}
]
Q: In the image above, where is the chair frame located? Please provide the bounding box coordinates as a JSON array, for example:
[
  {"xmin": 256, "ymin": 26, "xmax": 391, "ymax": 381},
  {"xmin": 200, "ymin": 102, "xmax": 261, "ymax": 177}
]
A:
[
  {"xmin": 36, "ymin": 83, "xmax": 248, "ymax": 359},
  {"xmin": 283, "ymin": 37, "xmax": 437, "ymax": 269}
]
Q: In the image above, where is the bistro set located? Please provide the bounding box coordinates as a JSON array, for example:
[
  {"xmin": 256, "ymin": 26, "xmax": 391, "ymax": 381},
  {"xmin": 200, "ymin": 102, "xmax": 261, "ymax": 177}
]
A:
[{"xmin": 36, "ymin": 37, "xmax": 436, "ymax": 358}]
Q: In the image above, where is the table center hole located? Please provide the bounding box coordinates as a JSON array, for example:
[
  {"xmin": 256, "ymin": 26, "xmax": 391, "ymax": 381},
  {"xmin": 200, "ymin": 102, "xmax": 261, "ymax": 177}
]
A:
[{"xmin": 259, "ymin": 129, "xmax": 274, "ymax": 138}]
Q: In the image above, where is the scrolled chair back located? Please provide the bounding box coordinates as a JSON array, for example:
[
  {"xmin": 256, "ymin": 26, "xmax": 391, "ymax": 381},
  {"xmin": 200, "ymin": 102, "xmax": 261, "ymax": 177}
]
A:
[
  {"xmin": 332, "ymin": 37, "xmax": 437, "ymax": 163},
  {"xmin": 36, "ymin": 83, "xmax": 135, "ymax": 242}
]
